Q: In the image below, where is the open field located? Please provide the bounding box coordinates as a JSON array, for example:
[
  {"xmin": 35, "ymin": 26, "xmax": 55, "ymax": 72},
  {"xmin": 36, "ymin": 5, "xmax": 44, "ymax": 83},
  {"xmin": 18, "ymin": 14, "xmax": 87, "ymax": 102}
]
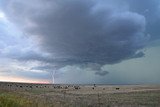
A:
[{"xmin": 0, "ymin": 82, "xmax": 160, "ymax": 107}]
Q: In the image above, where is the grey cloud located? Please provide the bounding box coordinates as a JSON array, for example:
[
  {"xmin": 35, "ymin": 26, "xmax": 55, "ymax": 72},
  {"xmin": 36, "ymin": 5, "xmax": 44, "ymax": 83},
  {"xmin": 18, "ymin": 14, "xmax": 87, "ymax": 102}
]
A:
[
  {"xmin": 31, "ymin": 65, "xmax": 54, "ymax": 71},
  {"xmin": 95, "ymin": 70, "xmax": 109, "ymax": 76},
  {"xmin": 148, "ymin": 39, "xmax": 160, "ymax": 47},
  {"xmin": 79, "ymin": 63, "xmax": 109, "ymax": 76},
  {"xmin": 126, "ymin": 0, "xmax": 160, "ymax": 40},
  {"xmin": 132, "ymin": 52, "xmax": 145, "ymax": 59},
  {"xmin": 15, "ymin": 70, "xmax": 49, "ymax": 80},
  {"xmin": 1, "ymin": 0, "xmax": 149, "ymax": 67},
  {"xmin": 0, "ymin": 65, "xmax": 50, "ymax": 80}
]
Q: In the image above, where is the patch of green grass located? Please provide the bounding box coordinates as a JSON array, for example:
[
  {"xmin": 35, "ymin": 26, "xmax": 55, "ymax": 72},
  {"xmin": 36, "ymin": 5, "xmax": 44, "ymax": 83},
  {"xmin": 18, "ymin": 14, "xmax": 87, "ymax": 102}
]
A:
[
  {"xmin": 0, "ymin": 91, "xmax": 34, "ymax": 107},
  {"xmin": 27, "ymin": 89, "xmax": 46, "ymax": 95}
]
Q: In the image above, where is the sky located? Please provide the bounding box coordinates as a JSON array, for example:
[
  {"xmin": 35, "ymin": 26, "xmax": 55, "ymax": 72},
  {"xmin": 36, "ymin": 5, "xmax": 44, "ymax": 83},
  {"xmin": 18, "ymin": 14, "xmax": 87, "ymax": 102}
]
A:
[{"xmin": 0, "ymin": 0, "xmax": 160, "ymax": 84}]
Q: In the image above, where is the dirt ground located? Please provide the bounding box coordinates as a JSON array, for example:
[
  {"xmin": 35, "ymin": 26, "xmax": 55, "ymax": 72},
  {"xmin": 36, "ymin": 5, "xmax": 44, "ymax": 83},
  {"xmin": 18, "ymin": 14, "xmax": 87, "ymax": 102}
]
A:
[{"xmin": 0, "ymin": 82, "xmax": 160, "ymax": 107}]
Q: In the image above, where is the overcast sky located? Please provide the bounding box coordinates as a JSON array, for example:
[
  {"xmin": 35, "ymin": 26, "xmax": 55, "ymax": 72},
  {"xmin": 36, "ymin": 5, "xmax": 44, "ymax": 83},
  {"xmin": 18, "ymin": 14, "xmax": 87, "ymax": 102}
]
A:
[{"xmin": 0, "ymin": 0, "xmax": 160, "ymax": 84}]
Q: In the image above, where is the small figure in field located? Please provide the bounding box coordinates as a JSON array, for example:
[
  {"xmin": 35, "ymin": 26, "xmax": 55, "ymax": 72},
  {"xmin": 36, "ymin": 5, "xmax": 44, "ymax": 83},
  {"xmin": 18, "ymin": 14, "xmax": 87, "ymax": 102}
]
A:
[{"xmin": 116, "ymin": 87, "xmax": 120, "ymax": 90}]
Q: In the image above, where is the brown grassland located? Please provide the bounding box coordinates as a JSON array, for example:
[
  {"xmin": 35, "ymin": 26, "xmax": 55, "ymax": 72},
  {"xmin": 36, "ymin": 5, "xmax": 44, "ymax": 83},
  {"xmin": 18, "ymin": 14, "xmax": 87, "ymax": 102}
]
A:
[{"xmin": 0, "ymin": 82, "xmax": 160, "ymax": 107}]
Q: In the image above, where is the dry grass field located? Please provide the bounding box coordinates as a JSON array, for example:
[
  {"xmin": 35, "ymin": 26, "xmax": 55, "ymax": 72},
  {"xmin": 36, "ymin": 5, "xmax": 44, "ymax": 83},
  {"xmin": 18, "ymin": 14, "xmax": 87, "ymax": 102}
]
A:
[{"xmin": 0, "ymin": 82, "xmax": 160, "ymax": 107}]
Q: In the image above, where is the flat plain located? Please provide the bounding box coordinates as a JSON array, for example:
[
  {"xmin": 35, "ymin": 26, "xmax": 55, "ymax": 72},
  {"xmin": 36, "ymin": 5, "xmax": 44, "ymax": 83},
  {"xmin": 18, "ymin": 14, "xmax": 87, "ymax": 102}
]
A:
[{"xmin": 0, "ymin": 82, "xmax": 160, "ymax": 107}]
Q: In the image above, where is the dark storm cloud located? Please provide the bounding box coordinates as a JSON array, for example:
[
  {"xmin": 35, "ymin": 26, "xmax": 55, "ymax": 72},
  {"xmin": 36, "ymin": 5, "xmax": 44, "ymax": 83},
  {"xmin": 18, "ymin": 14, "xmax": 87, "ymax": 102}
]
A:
[{"xmin": 1, "ymin": 0, "xmax": 150, "ymax": 67}]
